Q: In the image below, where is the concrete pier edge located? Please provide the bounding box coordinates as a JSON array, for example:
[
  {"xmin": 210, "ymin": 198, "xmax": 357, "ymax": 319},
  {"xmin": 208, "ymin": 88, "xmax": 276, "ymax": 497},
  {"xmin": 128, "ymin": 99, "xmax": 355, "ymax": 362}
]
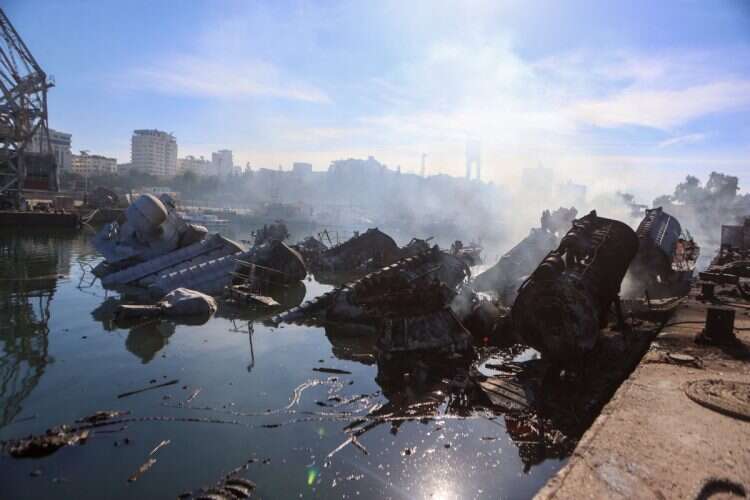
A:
[{"xmin": 536, "ymin": 288, "xmax": 750, "ymax": 499}]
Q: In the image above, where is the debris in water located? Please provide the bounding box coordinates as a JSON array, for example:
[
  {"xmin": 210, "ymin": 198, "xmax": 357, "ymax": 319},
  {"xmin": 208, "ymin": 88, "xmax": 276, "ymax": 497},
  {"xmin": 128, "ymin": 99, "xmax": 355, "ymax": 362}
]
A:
[
  {"xmin": 401, "ymin": 447, "xmax": 416, "ymax": 456},
  {"xmin": 5, "ymin": 426, "xmax": 90, "ymax": 458},
  {"xmin": 115, "ymin": 288, "xmax": 218, "ymax": 321},
  {"xmin": 76, "ymin": 410, "xmax": 130, "ymax": 424},
  {"xmin": 117, "ymin": 379, "xmax": 179, "ymax": 399},
  {"xmin": 186, "ymin": 388, "xmax": 202, "ymax": 403},
  {"xmin": 128, "ymin": 457, "xmax": 157, "ymax": 482},
  {"xmin": 179, "ymin": 474, "xmax": 256, "ymax": 499},
  {"xmin": 149, "ymin": 439, "xmax": 171, "ymax": 456},
  {"xmin": 313, "ymin": 367, "xmax": 352, "ymax": 375}
]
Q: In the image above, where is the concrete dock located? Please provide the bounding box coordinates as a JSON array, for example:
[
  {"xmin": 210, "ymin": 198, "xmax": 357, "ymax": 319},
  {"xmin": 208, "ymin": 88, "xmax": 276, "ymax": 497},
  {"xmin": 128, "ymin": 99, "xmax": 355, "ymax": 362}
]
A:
[
  {"xmin": 537, "ymin": 285, "xmax": 750, "ymax": 499},
  {"xmin": 0, "ymin": 210, "xmax": 79, "ymax": 227}
]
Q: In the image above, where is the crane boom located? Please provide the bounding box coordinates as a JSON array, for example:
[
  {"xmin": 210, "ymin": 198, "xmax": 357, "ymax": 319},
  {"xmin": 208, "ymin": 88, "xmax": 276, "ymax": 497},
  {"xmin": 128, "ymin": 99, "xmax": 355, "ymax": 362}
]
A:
[{"xmin": 0, "ymin": 7, "xmax": 57, "ymax": 208}]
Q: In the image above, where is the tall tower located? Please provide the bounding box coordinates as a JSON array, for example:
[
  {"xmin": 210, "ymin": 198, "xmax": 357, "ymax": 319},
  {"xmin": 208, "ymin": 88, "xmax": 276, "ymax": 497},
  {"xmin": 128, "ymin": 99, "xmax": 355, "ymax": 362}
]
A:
[{"xmin": 465, "ymin": 139, "xmax": 481, "ymax": 181}]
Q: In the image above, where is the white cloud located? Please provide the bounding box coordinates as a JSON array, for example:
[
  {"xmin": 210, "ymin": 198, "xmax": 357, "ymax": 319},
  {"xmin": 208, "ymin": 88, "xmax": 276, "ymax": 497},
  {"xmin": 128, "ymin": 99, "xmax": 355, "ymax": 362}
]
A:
[
  {"xmin": 658, "ymin": 133, "xmax": 708, "ymax": 148},
  {"xmin": 569, "ymin": 80, "xmax": 750, "ymax": 130},
  {"xmin": 113, "ymin": 3, "xmax": 750, "ymax": 186},
  {"xmin": 127, "ymin": 55, "xmax": 329, "ymax": 103}
]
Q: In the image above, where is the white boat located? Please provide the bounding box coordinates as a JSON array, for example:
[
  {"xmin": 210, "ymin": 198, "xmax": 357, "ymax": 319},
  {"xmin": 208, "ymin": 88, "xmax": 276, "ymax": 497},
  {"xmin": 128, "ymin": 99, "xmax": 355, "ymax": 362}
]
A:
[{"xmin": 178, "ymin": 212, "xmax": 229, "ymax": 226}]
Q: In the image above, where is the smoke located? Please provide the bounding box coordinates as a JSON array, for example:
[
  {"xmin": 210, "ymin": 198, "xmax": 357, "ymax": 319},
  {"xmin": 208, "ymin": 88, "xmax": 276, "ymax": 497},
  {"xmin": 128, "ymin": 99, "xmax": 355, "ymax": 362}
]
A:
[
  {"xmin": 651, "ymin": 172, "xmax": 750, "ymax": 268},
  {"xmin": 153, "ymin": 158, "xmax": 749, "ymax": 274}
]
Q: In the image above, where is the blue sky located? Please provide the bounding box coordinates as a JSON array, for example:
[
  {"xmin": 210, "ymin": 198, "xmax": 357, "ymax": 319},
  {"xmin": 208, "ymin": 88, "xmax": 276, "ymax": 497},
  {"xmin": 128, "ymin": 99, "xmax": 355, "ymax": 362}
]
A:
[{"xmin": 5, "ymin": 0, "xmax": 750, "ymax": 199}]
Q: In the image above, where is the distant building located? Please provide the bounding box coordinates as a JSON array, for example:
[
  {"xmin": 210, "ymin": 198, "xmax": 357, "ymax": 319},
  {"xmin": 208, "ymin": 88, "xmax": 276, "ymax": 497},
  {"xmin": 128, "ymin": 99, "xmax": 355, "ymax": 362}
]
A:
[
  {"xmin": 465, "ymin": 140, "xmax": 481, "ymax": 181},
  {"xmin": 292, "ymin": 162, "xmax": 313, "ymax": 178},
  {"xmin": 521, "ymin": 164, "xmax": 554, "ymax": 190},
  {"xmin": 560, "ymin": 180, "xmax": 587, "ymax": 205},
  {"xmin": 211, "ymin": 149, "xmax": 233, "ymax": 177},
  {"xmin": 72, "ymin": 152, "xmax": 117, "ymax": 176},
  {"xmin": 117, "ymin": 162, "xmax": 131, "ymax": 173},
  {"xmin": 140, "ymin": 186, "xmax": 179, "ymax": 198},
  {"xmin": 178, "ymin": 155, "xmax": 215, "ymax": 176},
  {"xmin": 329, "ymin": 156, "xmax": 387, "ymax": 177},
  {"xmin": 31, "ymin": 128, "xmax": 73, "ymax": 171},
  {"xmin": 131, "ymin": 129, "xmax": 178, "ymax": 177}
]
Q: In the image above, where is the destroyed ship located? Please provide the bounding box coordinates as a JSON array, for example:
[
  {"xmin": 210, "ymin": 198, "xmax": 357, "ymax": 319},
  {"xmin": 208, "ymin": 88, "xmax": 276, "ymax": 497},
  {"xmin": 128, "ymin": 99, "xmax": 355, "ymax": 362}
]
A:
[
  {"xmin": 472, "ymin": 207, "xmax": 578, "ymax": 304},
  {"xmin": 294, "ymin": 228, "xmax": 403, "ymax": 284},
  {"xmin": 296, "ymin": 227, "xmax": 481, "ymax": 286},
  {"xmin": 93, "ymin": 193, "xmax": 306, "ymax": 298},
  {"xmin": 625, "ymin": 206, "xmax": 700, "ymax": 298},
  {"xmin": 275, "ymin": 209, "xmax": 644, "ymax": 369},
  {"xmin": 714, "ymin": 216, "xmax": 750, "ymax": 272},
  {"xmin": 274, "ymin": 244, "xmax": 482, "ymax": 354}
]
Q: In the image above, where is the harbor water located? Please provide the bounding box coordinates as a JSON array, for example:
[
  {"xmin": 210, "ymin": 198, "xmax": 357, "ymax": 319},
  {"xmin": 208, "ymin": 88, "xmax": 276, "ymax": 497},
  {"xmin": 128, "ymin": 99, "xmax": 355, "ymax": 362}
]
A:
[{"xmin": 0, "ymin": 226, "xmax": 564, "ymax": 499}]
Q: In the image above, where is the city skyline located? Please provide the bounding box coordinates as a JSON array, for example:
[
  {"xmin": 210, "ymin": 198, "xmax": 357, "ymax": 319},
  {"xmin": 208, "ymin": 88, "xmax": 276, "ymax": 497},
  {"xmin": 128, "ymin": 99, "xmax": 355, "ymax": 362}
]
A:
[{"xmin": 5, "ymin": 0, "xmax": 750, "ymax": 200}]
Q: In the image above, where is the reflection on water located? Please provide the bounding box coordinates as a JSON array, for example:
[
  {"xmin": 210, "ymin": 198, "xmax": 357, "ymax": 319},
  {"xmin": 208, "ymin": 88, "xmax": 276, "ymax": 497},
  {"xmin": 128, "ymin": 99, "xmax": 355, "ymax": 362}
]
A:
[
  {"xmin": 0, "ymin": 229, "xmax": 75, "ymax": 427},
  {"xmin": 0, "ymin": 228, "xmax": 566, "ymax": 500}
]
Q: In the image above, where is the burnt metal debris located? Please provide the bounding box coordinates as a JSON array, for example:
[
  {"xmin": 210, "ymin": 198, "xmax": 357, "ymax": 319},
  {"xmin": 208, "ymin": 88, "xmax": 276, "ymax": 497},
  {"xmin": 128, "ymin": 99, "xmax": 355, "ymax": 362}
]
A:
[
  {"xmin": 275, "ymin": 245, "xmax": 470, "ymax": 326},
  {"xmin": 714, "ymin": 217, "xmax": 750, "ymax": 276},
  {"xmin": 273, "ymin": 209, "xmax": 652, "ymax": 364},
  {"xmin": 627, "ymin": 206, "xmax": 700, "ymax": 297},
  {"xmin": 114, "ymin": 288, "xmax": 218, "ymax": 321},
  {"xmin": 511, "ymin": 210, "xmax": 639, "ymax": 363},
  {"xmin": 473, "ymin": 207, "xmax": 578, "ymax": 304},
  {"xmin": 450, "ymin": 239, "xmax": 483, "ymax": 266},
  {"xmin": 5, "ymin": 425, "xmax": 90, "ymax": 458},
  {"xmin": 90, "ymin": 195, "xmax": 308, "ymax": 301},
  {"xmin": 700, "ymin": 216, "xmax": 750, "ymax": 300},
  {"xmin": 252, "ymin": 221, "xmax": 289, "ymax": 246},
  {"xmin": 87, "ymin": 198, "xmax": 683, "ymax": 368},
  {"xmin": 10, "ymin": 197, "xmax": 749, "ymax": 495},
  {"xmin": 304, "ymin": 228, "xmax": 402, "ymax": 275}
]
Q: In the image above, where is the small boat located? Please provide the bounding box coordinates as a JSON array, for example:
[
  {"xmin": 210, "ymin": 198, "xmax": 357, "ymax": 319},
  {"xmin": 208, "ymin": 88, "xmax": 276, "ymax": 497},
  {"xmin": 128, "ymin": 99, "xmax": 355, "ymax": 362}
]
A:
[{"xmin": 178, "ymin": 212, "xmax": 229, "ymax": 227}]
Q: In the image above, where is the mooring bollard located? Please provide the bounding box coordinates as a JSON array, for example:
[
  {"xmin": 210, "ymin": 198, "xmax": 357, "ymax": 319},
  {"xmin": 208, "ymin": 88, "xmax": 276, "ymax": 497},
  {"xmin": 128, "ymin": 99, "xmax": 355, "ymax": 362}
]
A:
[
  {"xmin": 696, "ymin": 306, "xmax": 736, "ymax": 345},
  {"xmin": 700, "ymin": 282, "xmax": 715, "ymax": 300}
]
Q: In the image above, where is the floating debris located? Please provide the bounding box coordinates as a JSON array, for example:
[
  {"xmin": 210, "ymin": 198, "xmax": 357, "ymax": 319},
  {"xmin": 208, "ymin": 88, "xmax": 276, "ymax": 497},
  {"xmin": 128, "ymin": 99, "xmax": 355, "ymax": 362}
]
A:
[
  {"xmin": 115, "ymin": 288, "xmax": 218, "ymax": 321},
  {"xmin": 179, "ymin": 474, "xmax": 256, "ymax": 499},
  {"xmin": 149, "ymin": 439, "xmax": 171, "ymax": 456},
  {"xmin": 186, "ymin": 388, "xmax": 202, "ymax": 404},
  {"xmin": 312, "ymin": 367, "xmax": 352, "ymax": 375},
  {"xmin": 128, "ymin": 457, "xmax": 157, "ymax": 482},
  {"xmin": 401, "ymin": 446, "xmax": 416, "ymax": 456},
  {"xmin": 5, "ymin": 426, "xmax": 90, "ymax": 458},
  {"xmin": 117, "ymin": 379, "xmax": 180, "ymax": 399},
  {"xmin": 76, "ymin": 410, "xmax": 130, "ymax": 424}
]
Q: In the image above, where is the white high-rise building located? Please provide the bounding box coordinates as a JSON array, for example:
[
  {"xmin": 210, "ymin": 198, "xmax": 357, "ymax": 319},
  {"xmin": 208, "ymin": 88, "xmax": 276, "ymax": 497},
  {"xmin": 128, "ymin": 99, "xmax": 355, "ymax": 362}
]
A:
[
  {"xmin": 131, "ymin": 129, "xmax": 178, "ymax": 177},
  {"xmin": 31, "ymin": 128, "xmax": 73, "ymax": 171},
  {"xmin": 178, "ymin": 155, "xmax": 215, "ymax": 176},
  {"xmin": 211, "ymin": 149, "xmax": 233, "ymax": 177},
  {"xmin": 72, "ymin": 152, "xmax": 117, "ymax": 176}
]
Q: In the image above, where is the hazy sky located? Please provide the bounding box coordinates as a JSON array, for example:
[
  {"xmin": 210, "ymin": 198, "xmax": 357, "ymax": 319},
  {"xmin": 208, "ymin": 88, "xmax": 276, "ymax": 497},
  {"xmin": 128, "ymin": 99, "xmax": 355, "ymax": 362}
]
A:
[{"xmin": 6, "ymin": 0, "xmax": 750, "ymax": 200}]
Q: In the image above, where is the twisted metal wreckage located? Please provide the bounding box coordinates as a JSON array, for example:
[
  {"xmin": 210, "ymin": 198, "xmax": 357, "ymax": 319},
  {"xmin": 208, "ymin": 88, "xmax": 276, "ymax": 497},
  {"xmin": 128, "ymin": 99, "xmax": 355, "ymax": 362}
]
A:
[
  {"xmin": 626, "ymin": 206, "xmax": 700, "ymax": 298},
  {"xmin": 276, "ymin": 209, "xmax": 649, "ymax": 370},
  {"xmin": 91, "ymin": 194, "xmax": 700, "ymax": 368},
  {"xmin": 5, "ymin": 199, "xmax": 720, "ymax": 495}
]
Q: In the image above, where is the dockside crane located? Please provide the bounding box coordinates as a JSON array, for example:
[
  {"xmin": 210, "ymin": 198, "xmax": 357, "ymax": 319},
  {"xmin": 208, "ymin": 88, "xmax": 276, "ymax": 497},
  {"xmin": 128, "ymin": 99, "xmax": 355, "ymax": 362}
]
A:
[{"xmin": 0, "ymin": 7, "xmax": 57, "ymax": 209}]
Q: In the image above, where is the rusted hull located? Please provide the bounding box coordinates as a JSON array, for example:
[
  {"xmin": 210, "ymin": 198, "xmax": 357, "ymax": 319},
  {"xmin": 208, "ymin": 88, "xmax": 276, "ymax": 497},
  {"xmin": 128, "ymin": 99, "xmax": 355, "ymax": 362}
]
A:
[{"xmin": 512, "ymin": 211, "xmax": 638, "ymax": 362}]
